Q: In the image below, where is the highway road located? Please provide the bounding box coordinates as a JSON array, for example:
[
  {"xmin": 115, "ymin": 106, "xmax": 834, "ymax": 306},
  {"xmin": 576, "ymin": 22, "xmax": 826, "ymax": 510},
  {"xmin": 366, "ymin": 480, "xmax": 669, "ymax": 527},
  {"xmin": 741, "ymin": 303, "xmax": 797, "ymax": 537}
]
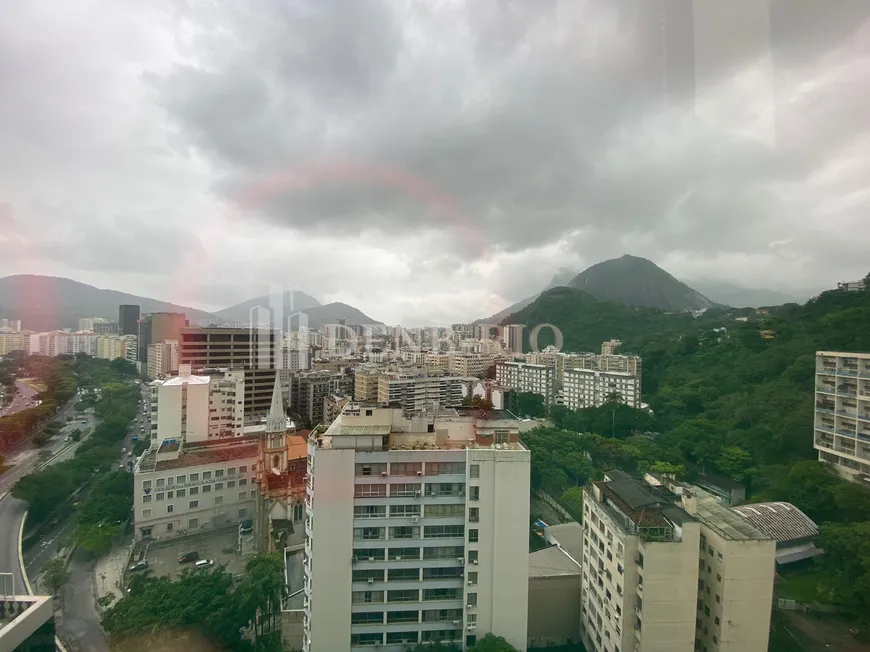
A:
[
  {"xmin": 1, "ymin": 380, "xmax": 40, "ymax": 417},
  {"xmin": 0, "ymin": 495, "xmax": 28, "ymax": 595}
]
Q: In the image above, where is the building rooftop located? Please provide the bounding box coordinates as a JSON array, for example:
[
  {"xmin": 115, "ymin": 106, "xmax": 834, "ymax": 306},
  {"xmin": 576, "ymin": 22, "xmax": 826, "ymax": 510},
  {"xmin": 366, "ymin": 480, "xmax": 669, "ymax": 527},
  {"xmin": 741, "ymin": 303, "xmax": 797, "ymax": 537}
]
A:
[
  {"xmin": 529, "ymin": 545, "xmax": 582, "ymax": 579},
  {"xmin": 544, "ymin": 522, "xmax": 584, "ymax": 561},
  {"xmin": 594, "ymin": 470, "xmax": 693, "ymax": 534},
  {"xmin": 139, "ymin": 435, "xmax": 260, "ymax": 472},
  {"xmin": 689, "ymin": 489, "xmax": 769, "ymax": 541}
]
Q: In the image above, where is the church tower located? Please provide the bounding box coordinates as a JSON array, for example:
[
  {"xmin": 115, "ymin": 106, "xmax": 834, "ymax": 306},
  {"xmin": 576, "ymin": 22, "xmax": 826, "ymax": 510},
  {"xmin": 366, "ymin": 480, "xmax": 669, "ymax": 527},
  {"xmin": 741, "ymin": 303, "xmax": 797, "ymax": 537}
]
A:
[{"xmin": 263, "ymin": 369, "xmax": 288, "ymax": 473}]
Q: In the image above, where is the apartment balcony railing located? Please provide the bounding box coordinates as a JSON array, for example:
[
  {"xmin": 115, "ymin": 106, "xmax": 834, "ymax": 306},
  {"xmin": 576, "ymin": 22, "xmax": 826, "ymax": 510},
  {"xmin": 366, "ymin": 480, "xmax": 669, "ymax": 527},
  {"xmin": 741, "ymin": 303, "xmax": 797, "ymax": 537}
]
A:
[
  {"xmin": 816, "ymin": 386, "xmax": 836, "ymax": 393},
  {"xmin": 838, "ymin": 409, "xmax": 857, "ymax": 418}
]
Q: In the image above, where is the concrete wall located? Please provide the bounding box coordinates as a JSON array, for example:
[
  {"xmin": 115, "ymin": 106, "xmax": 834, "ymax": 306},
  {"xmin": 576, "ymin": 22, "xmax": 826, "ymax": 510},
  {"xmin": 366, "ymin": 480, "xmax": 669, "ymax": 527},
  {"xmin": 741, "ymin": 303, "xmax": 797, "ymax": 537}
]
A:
[{"xmin": 528, "ymin": 575, "xmax": 582, "ymax": 647}]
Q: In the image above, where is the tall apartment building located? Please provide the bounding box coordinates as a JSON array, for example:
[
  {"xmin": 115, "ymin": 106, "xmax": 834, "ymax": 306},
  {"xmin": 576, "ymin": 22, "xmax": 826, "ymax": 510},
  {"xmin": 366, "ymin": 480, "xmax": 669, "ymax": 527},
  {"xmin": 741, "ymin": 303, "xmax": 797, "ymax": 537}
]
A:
[
  {"xmin": 147, "ymin": 340, "xmax": 179, "ymax": 379},
  {"xmin": 303, "ymin": 404, "xmax": 531, "ymax": 652},
  {"xmin": 354, "ymin": 368, "xmax": 381, "ymax": 402},
  {"xmin": 813, "ymin": 351, "xmax": 870, "ymax": 482},
  {"xmin": 0, "ymin": 318, "xmax": 22, "ymax": 331},
  {"xmin": 153, "ymin": 364, "xmax": 245, "ymax": 446},
  {"xmin": 78, "ymin": 317, "xmax": 96, "ymax": 332},
  {"xmin": 563, "ymin": 369, "xmax": 641, "ymax": 410},
  {"xmin": 291, "ymin": 371, "xmax": 353, "ymax": 427},
  {"xmin": 93, "ymin": 319, "xmax": 119, "ymax": 334},
  {"xmin": 377, "ymin": 373, "xmax": 470, "ymax": 411},
  {"xmin": 580, "ymin": 471, "xmax": 775, "ymax": 652},
  {"xmin": 495, "ymin": 362, "xmax": 556, "ymax": 406},
  {"xmin": 502, "ymin": 325, "xmax": 525, "ymax": 353},
  {"xmin": 601, "ymin": 339, "xmax": 622, "ymax": 356},
  {"xmin": 119, "ymin": 304, "xmax": 140, "ymax": 336},
  {"xmin": 178, "ymin": 327, "xmax": 277, "ymax": 416}
]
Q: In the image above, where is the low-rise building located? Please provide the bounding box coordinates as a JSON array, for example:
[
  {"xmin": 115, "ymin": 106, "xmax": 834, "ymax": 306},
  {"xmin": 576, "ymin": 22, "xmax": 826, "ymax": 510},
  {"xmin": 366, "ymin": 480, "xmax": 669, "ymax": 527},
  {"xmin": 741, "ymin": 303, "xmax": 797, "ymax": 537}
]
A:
[
  {"xmin": 495, "ymin": 361, "xmax": 556, "ymax": 406},
  {"xmin": 133, "ymin": 436, "xmax": 260, "ymax": 539}
]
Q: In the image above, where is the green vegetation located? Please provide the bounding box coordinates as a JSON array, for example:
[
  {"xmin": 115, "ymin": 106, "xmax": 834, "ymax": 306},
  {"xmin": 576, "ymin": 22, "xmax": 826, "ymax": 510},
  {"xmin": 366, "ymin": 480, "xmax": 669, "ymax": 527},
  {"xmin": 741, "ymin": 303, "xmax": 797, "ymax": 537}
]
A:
[
  {"xmin": 504, "ymin": 391, "xmax": 546, "ymax": 418},
  {"xmin": 0, "ymin": 352, "xmax": 77, "ymax": 452},
  {"xmin": 12, "ymin": 358, "xmax": 138, "ymax": 526},
  {"xmin": 40, "ymin": 556, "xmax": 70, "ymax": 596},
  {"xmin": 102, "ymin": 553, "xmax": 286, "ymax": 652},
  {"xmin": 73, "ymin": 470, "xmax": 134, "ymax": 554}
]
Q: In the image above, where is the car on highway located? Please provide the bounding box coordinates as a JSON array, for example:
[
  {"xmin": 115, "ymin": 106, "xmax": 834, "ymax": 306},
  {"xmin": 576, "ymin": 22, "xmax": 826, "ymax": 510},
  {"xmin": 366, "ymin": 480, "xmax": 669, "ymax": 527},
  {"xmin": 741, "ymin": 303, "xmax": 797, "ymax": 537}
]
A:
[
  {"xmin": 194, "ymin": 559, "xmax": 215, "ymax": 569},
  {"xmin": 129, "ymin": 560, "xmax": 149, "ymax": 572},
  {"xmin": 178, "ymin": 551, "xmax": 199, "ymax": 564}
]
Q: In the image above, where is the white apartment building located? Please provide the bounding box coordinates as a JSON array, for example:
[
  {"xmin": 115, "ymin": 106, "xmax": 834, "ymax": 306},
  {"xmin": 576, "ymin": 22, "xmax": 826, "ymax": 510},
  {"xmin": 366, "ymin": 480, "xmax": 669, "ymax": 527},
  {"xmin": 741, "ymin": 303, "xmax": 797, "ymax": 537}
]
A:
[
  {"xmin": 303, "ymin": 404, "xmax": 531, "ymax": 652},
  {"xmin": 154, "ymin": 364, "xmax": 246, "ymax": 445},
  {"xmin": 495, "ymin": 362, "xmax": 556, "ymax": 406},
  {"xmin": 377, "ymin": 374, "xmax": 471, "ymax": 411},
  {"xmin": 563, "ymin": 369, "xmax": 641, "ymax": 410},
  {"xmin": 0, "ymin": 330, "xmax": 29, "ymax": 355},
  {"xmin": 581, "ymin": 471, "xmax": 775, "ymax": 652},
  {"xmin": 502, "ymin": 325, "xmax": 525, "ymax": 353},
  {"xmin": 813, "ymin": 351, "xmax": 870, "ymax": 482},
  {"xmin": 133, "ymin": 437, "xmax": 259, "ymax": 539}
]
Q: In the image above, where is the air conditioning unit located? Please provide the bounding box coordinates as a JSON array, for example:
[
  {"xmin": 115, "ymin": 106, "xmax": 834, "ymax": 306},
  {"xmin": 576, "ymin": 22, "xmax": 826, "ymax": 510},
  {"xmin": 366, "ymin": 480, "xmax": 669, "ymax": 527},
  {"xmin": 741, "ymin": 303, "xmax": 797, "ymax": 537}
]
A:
[
  {"xmin": 467, "ymin": 580, "xmax": 473, "ymax": 585},
  {"xmin": 381, "ymin": 471, "xmax": 388, "ymax": 476},
  {"xmin": 395, "ymin": 556, "xmax": 402, "ymax": 561},
  {"xmin": 456, "ymin": 557, "xmax": 464, "ymax": 562},
  {"xmin": 452, "ymin": 620, "xmax": 462, "ymax": 625},
  {"xmin": 467, "ymin": 625, "xmax": 476, "ymax": 631},
  {"xmin": 472, "ymin": 559, "xmax": 478, "ymax": 565},
  {"xmin": 467, "ymin": 604, "xmax": 473, "ymax": 611},
  {"xmin": 411, "ymin": 515, "xmax": 420, "ymax": 523},
  {"xmin": 414, "ymin": 490, "xmax": 422, "ymax": 498},
  {"xmin": 368, "ymin": 557, "xmax": 375, "ymax": 562},
  {"xmin": 416, "ymin": 470, "xmax": 423, "ymax": 476},
  {"xmin": 367, "ymin": 578, "xmax": 375, "ymax": 584}
]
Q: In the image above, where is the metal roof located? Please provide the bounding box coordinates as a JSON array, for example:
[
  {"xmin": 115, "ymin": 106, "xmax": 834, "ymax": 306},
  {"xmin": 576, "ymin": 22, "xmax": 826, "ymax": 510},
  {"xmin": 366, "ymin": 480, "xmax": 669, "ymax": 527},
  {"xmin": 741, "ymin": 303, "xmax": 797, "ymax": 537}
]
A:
[
  {"xmin": 335, "ymin": 425, "xmax": 391, "ymax": 436},
  {"xmin": 731, "ymin": 502, "xmax": 819, "ymax": 542},
  {"xmin": 528, "ymin": 546, "xmax": 582, "ymax": 579},
  {"xmin": 693, "ymin": 492, "xmax": 769, "ymax": 541}
]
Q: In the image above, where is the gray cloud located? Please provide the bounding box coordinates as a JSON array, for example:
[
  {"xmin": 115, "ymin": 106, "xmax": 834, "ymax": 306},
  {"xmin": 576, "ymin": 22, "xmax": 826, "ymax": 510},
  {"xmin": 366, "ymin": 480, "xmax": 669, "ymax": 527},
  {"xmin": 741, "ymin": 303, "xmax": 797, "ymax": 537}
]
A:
[{"xmin": 149, "ymin": 0, "xmax": 870, "ymax": 283}]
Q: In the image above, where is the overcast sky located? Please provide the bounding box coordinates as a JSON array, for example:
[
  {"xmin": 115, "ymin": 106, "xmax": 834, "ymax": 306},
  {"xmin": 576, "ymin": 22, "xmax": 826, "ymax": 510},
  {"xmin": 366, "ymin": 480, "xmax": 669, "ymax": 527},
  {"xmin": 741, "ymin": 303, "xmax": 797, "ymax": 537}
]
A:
[{"xmin": 2, "ymin": 0, "xmax": 869, "ymax": 325}]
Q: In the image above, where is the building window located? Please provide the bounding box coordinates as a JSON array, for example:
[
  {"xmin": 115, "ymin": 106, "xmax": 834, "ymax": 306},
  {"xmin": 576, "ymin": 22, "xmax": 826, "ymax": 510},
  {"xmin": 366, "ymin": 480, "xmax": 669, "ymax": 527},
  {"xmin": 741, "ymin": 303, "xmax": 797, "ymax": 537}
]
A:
[
  {"xmin": 189, "ymin": 487, "xmax": 199, "ymax": 496},
  {"xmin": 356, "ymin": 462, "xmax": 387, "ymax": 476},
  {"xmin": 215, "ymin": 496, "xmax": 223, "ymax": 505},
  {"xmin": 470, "ymin": 464, "xmax": 480, "ymax": 479},
  {"xmin": 354, "ymin": 527, "xmax": 386, "ymax": 541},
  {"xmin": 469, "ymin": 508, "xmax": 479, "ymax": 523},
  {"xmin": 390, "ymin": 505, "xmax": 421, "ymax": 518},
  {"xmin": 202, "ymin": 485, "xmax": 212, "ymax": 493},
  {"xmin": 176, "ymin": 475, "xmax": 186, "ymax": 484},
  {"xmin": 142, "ymin": 509, "xmax": 152, "ymax": 518},
  {"xmin": 189, "ymin": 500, "xmax": 199, "ymax": 509},
  {"xmin": 351, "ymin": 590, "xmax": 384, "ymax": 604},
  {"xmin": 386, "ymin": 610, "xmax": 419, "ymax": 624},
  {"xmin": 176, "ymin": 488, "xmax": 186, "ymax": 497},
  {"xmin": 390, "ymin": 483, "xmax": 421, "ymax": 497},
  {"xmin": 239, "ymin": 478, "xmax": 247, "ymax": 487},
  {"xmin": 190, "ymin": 473, "xmax": 199, "ymax": 482},
  {"xmin": 143, "ymin": 480, "xmax": 152, "ymax": 490},
  {"xmin": 166, "ymin": 490, "xmax": 174, "ymax": 499},
  {"xmin": 424, "ymin": 504, "xmax": 464, "ymax": 518},
  {"xmin": 469, "ymin": 486, "xmax": 480, "ymax": 501},
  {"xmin": 391, "ymin": 462, "xmax": 423, "ymax": 476},
  {"xmin": 167, "ymin": 505, "xmax": 174, "ymax": 513},
  {"xmin": 467, "ymin": 593, "xmax": 478, "ymax": 607},
  {"xmin": 467, "ymin": 571, "xmax": 478, "ymax": 586},
  {"xmin": 215, "ymin": 469, "xmax": 224, "ymax": 478},
  {"xmin": 155, "ymin": 492, "xmax": 164, "ymax": 501},
  {"xmin": 214, "ymin": 482, "xmax": 223, "ymax": 491},
  {"xmin": 189, "ymin": 518, "xmax": 199, "ymax": 528},
  {"xmin": 239, "ymin": 465, "xmax": 248, "ymax": 473},
  {"xmin": 227, "ymin": 467, "xmax": 236, "ymax": 476},
  {"xmin": 156, "ymin": 478, "xmax": 165, "ymax": 488},
  {"xmin": 468, "ymin": 529, "xmax": 479, "ymax": 543},
  {"xmin": 354, "ymin": 505, "xmax": 387, "ymax": 519},
  {"xmin": 468, "ymin": 550, "xmax": 479, "ymax": 564},
  {"xmin": 389, "ymin": 526, "xmax": 419, "ymax": 540},
  {"xmin": 387, "ymin": 589, "xmax": 419, "ymax": 603},
  {"xmin": 424, "ymin": 525, "xmax": 464, "ymax": 539},
  {"xmin": 226, "ymin": 480, "xmax": 235, "ymax": 489},
  {"xmin": 388, "ymin": 568, "xmax": 420, "ymax": 582},
  {"xmin": 143, "ymin": 495, "xmax": 152, "ymax": 503},
  {"xmin": 355, "ymin": 484, "xmax": 387, "ymax": 498}
]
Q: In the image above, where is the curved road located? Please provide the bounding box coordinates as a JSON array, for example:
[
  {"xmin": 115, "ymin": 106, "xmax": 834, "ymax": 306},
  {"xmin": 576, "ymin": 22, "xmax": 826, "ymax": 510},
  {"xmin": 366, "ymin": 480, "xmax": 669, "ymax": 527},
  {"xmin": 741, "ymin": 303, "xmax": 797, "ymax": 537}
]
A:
[
  {"xmin": 1, "ymin": 380, "xmax": 39, "ymax": 417},
  {"xmin": 0, "ymin": 494, "xmax": 28, "ymax": 595}
]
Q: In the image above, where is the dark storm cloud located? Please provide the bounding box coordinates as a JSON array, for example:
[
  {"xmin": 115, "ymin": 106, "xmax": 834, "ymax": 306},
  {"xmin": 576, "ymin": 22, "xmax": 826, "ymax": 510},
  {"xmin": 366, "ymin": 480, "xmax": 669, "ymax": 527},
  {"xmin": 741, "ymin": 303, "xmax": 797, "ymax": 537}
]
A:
[{"xmin": 150, "ymin": 0, "xmax": 870, "ymax": 279}]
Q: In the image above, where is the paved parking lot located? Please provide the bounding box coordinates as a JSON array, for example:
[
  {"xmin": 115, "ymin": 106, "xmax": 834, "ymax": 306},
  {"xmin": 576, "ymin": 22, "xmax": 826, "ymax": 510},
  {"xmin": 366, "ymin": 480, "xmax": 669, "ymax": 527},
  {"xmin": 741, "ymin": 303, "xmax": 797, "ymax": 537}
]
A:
[{"xmin": 143, "ymin": 527, "xmax": 249, "ymax": 580}]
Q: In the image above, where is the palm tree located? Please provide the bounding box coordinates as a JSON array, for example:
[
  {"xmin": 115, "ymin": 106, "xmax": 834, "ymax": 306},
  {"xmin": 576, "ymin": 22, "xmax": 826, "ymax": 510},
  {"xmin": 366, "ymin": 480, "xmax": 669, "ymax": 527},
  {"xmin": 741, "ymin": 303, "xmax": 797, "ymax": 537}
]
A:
[{"xmin": 604, "ymin": 391, "xmax": 623, "ymax": 438}]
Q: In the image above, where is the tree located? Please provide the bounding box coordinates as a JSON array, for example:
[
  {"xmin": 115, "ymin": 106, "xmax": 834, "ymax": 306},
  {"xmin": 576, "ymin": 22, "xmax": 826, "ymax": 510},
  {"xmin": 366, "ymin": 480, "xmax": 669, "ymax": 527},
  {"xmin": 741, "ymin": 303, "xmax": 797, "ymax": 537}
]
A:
[
  {"xmin": 560, "ymin": 486, "xmax": 584, "ymax": 521},
  {"xmin": 74, "ymin": 522, "xmax": 120, "ymax": 555},
  {"xmin": 71, "ymin": 428, "xmax": 82, "ymax": 442},
  {"xmin": 97, "ymin": 592, "xmax": 117, "ymax": 610},
  {"xmin": 470, "ymin": 634, "xmax": 519, "ymax": 651},
  {"xmin": 650, "ymin": 461, "xmax": 685, "ymax": 475},
  {"xmin": 41, "ymin": 557, "xmax": 70, "ymax": 596},
  {"xmin": 715, "ymin": 446, "xmax": 753, "ymax": 482}
]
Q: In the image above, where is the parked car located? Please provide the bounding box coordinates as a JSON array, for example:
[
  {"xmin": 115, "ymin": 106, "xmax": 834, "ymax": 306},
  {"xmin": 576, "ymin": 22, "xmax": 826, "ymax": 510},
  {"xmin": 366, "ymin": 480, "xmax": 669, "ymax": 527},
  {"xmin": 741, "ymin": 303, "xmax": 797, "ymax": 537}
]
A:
[
  {"xmin": 178, "ymin": 551, "xmax": 199, "ymax": 564},
  {"xmin": 194, "ymin": 559, "xmax": 215, "ymax": 569},
  {"xmin": 129, "ymin": 560, "xmax": 148, "ymax": 572}
]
